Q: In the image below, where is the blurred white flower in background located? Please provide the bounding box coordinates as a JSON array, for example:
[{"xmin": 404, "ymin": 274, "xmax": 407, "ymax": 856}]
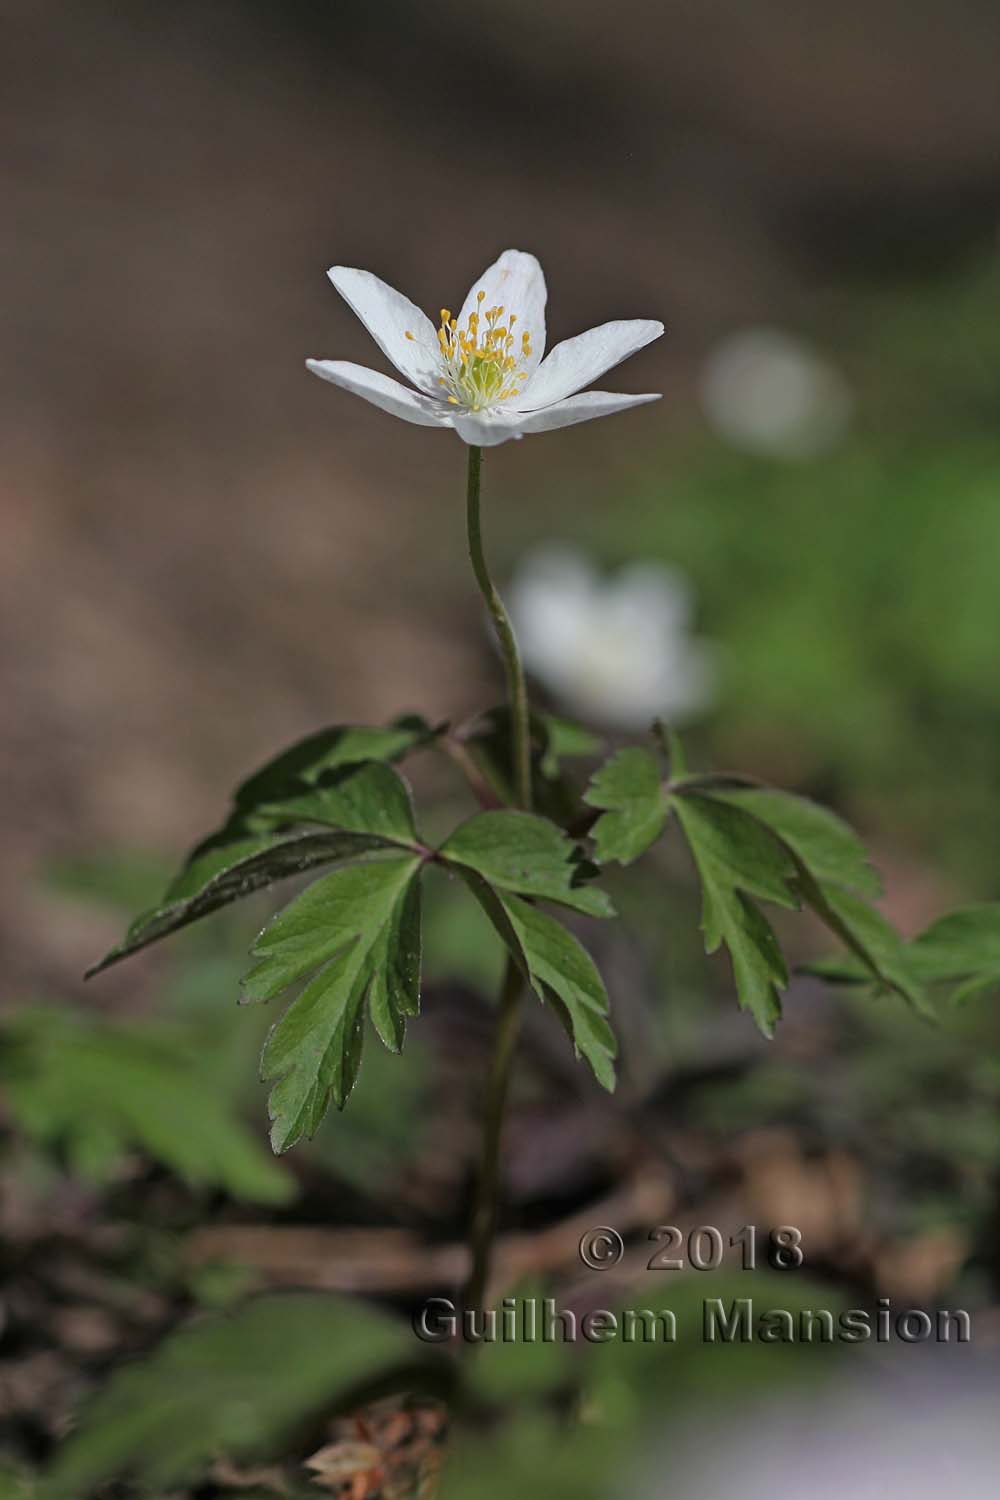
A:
[
  {"xmin": 699, "ymin": 327, "xmax": 853, "ymax": 459},
  {"xmin": 507, "ymin": 544, "xmax": 716, "ymax": 730}
]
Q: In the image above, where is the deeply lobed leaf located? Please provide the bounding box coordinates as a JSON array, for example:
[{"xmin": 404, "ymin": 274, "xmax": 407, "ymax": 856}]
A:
[
  {"xmin": 669, "ymin": 784, "xmax": 917, "ymax": 1032},
  {"xmin": 671, "ymin": 794, "xmax": 795, "ymax": 1035},
  {"xmin": 257, "ymin": 760, "xmax": 419, "ymax": 844},
  {"xmin": 584, "ymin": 746, "xmax": 669, "ymax": 865},
  {"xmin": 907, "ymin": 904, "xmax": 1000, "ymax": 982},
  {"xmin": 231, "ymin": 715, "xmax": 435, "ymax": 812},
  {"xmin": 87, "ymin": 830, "xmax": 407, "ymax": 977},
  {"xmin": 670, "ymin": 794, "xmax": 800, "ymax": 915},
  {"xmin": 88, "ymin": 754, "xmax": 425, "ymax": 977},
  {"xmin": 460, "ymin": 872, "xmax": 616, "ymax": 1091},
  {"xmin": 441, "ymin": 810, "xmax": 614, "ymax": 918},
  {"xmin": 811, "ymin": 902, "xmax": 1000, "ymax": 1010},
  {"xmin": 708, "ymin": 786, "xmax": 882, "ymax": 898},
  {"xmin": 247, "ymin": 856, "xmax": 423, "ymax": 1152}
]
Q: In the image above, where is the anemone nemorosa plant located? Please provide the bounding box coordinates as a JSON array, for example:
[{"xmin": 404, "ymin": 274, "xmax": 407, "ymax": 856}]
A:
[{"xmin": 88, "ymin": 246, "xmax": 1000, "ymax": 1329}]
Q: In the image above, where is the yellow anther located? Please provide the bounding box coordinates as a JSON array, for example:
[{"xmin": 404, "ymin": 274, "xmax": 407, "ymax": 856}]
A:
[
  {"xmin": 405, "ymin": 330, "xmax": 414, "ymax": 341},
  {"xmin": 430, "ymin": 287, "xmax": 534, "ymax": 411}
]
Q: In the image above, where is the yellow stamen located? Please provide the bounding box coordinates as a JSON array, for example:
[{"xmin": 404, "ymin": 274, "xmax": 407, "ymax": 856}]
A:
[
  {"xmin": 404, "ymin": 330, "xmax": 414, "ymax": 341},
  {"xmin": 430, "ymin": 285, "xmax": 534, "ymax": 411}
]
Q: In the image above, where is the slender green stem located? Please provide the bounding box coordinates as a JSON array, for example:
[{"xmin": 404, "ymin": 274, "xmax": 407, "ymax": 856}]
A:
[
  {"xmin": 461, "ymin": 443, "xmax": 532, "ymax": 1316},
  {"xmin": 465, "ymin": 445, "xmax": 533, "ymax": 814},
  {"xmin": 461, "ymin": 956, "xmax": 523, "ymax": 1314}
]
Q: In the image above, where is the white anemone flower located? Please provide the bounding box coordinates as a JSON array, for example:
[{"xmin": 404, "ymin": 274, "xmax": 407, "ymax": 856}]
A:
[
  {"xmin": 507, "ymin": 544, "xmax": 716, "ymax": 730},
  {"xmin": 699, "ymin": 327, "xmax": 853, "ymax": 459},
  {"xmin": 307, "ymin": 249, "xmax": 663, "ymax": 447}
]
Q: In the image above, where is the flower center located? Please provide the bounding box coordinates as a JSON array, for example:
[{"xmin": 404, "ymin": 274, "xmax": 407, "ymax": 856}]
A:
[{"xmin": 407, "ymin": 290, "xmax": 533, "ymax": 411}]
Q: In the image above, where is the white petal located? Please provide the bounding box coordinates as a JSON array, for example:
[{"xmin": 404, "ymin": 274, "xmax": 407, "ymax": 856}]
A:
[
  {"xmin": 449, "ymin": 410, "xmax": 523, "ymax": 447},
  {"xmin": 457, "ymin": 249, "xmax": 547, "ymax": 378},
  {"xmin": 516, "ymin": 319, "xmax": 664, "ymax": 410},
  {"xmin": 503, "ymin": 390, "xmax": 661, "ymax": 436},
  {"xmin": 326, "ymin": 267, "xmax": 441, "ymax": 395},
  {"xmin": 306, "ymin": 360, "xmax": 447, "ymax": 428}
]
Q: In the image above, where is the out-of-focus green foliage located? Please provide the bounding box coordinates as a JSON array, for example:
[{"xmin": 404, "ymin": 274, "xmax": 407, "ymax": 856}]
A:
[
  {"xmin": 42, "ymin": 1293, "xmax": 441, "ymax": 1499},
  {"xmin": 582, "ymin": 259, "xmax": 1000, "ymax": 881},
  {"xmin": 693, "ymin": 987, "xmax": 1000, "ymax": 1235},
  {"xmin": 2, "ymin": 1006, "xmax": 294, "ymax": 1204}
]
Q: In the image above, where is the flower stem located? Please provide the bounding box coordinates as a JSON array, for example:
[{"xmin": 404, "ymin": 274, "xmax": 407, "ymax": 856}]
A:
[
  {"xmin": 465, "ymin": 445, "xmax": 533, "ymax": 814},
  {"xmin": 462, "ymin": 956, "xmax": 523, "ymax": 1314},
  {"xmin": 462, "ymin": 443, "xmax": 532, "ymax": 1317}
]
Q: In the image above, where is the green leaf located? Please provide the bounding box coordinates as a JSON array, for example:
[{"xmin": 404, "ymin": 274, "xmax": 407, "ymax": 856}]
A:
[
  {"xmin": 949, "ymin": 970, "xmax": 1000, "ymax": 1006},
  {"xmin": 42, "ymin": 1293, "xmax": 435, "ymax": 1498},
  {"xmin": 671, "ymin": 785, "xmax": 917, "ymax": 1022},
  {"xmin": 907, "ymin": 904, "xmax": 1000, "ymax": 981},
  {"xmin": 232, "ymin": 715, "xmax": 436, "ymax": 813},
  {"xmin": 87, "ymin": 830, "xmax": 406, "ymax": 977},
  {"xmin": 245, "ymin": 857, "xmax": 423, "ymax": 1152},
  {"xmin": 3, "ymin": 1009, "xmax": 293, "ymax": 1205},
  {"xmin": 441, "ymin": 810, "xmax": 614, "ymax": 918},
  {"xmin": 670, "ymin": 794, "xmax": 800, "ymax": 912},
  {"xmin": 366, "ymin": 873, "xmax": 422, "ymax": 1051},
  {"xmin": 670, "ymin": 793, "xmax": 799, "ymax": 1034},
  {"xmin": 584, "ymin": 747, "xmax": 668, "ymax": 865},
  {"xmin": 796, "ymin": 878, "xmax": 929, "ymax": 1013},
  {"xmin": 463, "ymin": 876, "xmax": 615, "ymax": 1091},
  {"xmin": 807, "ymin": 902, "xmax": 1000, "ymax": 1012},
  {"xmin": 711, "ymin": 787, "xmax": 882, "ymax": 898},
  {"xmin": 258, "ymin": 761, "xmax": 418, "ymax": 844}
]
